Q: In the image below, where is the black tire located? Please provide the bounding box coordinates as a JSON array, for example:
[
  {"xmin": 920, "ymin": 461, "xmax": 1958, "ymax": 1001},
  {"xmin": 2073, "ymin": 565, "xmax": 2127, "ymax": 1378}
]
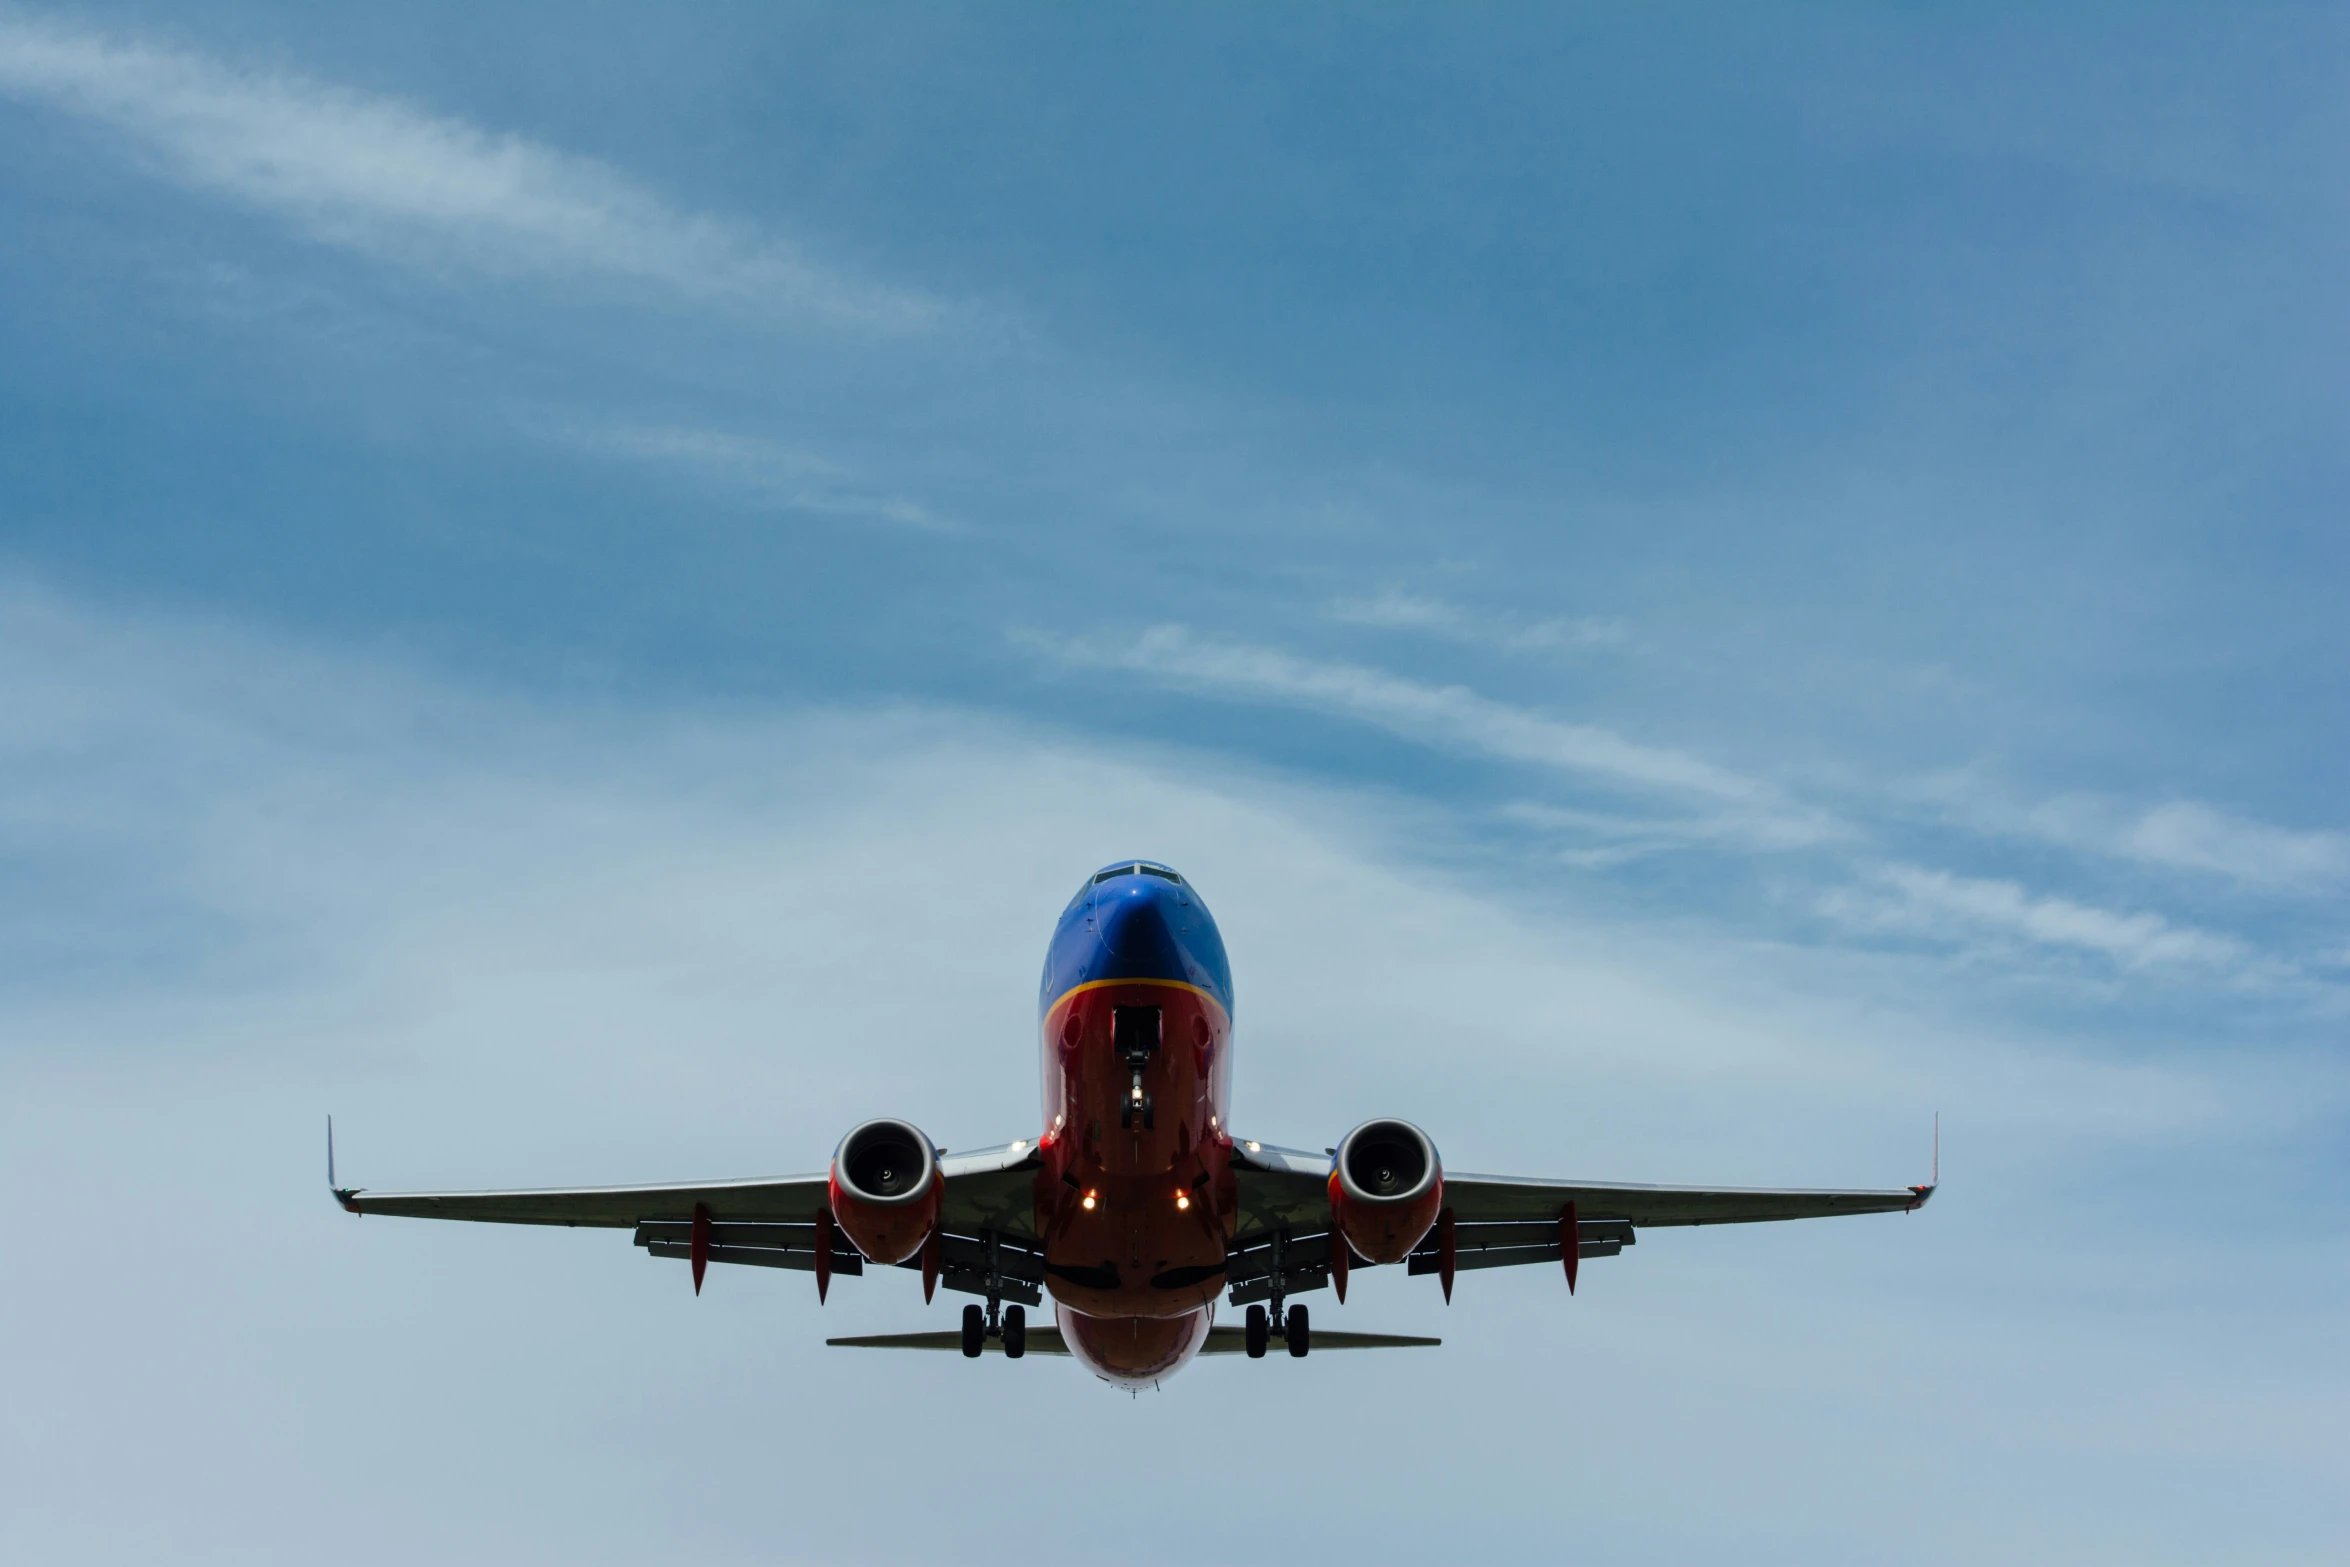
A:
[
  {"xmin": 1244, "ymin": 1303, "xmax": 1268, "ymax": 1359},
  {"xmin": 961, "ymin": 1303, "xmax": 984, "ymax": 1358},
  {"xmin": 1003, "ymin": 1303, "xmax": 1027, "ymax": 1359},
  {"xmin": 1286, "ymin": 1303, "xmax": 1309, "ymax": 1358}
]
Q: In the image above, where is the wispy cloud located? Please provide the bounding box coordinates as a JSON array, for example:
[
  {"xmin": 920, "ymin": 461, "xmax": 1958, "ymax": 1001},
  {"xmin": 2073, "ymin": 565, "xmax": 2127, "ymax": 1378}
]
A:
[
  {"xmin": 1326, "ymin": 590, "xmax": 1626, "ymax": 652},
  {"xmin": 1022, "ymin": 625, "xmax": 2350, "ymax": 1002},
  {"xmin": 2027, "ymin": 796, "xmax": 2350, "ymax": 893},
  {"xmin": 1023, "ymin": 623, "xmax": 1836, "ymax": 845},
  {"xmin": 1822, "ymin": 862, "xmax": 2253, "ymax": 973},
  {"xmin": 1495, "ymin": 800, "xmax": 1800, "ymax": 866},
  {"xmin": 562, "ymin": 424, "xmax": 958, "ymax": 533},
  {"xmin": 1912, "ymin": 773, "xmax": 2350, "ymax": 896},
  {"xmin": 0, "ymin": 13, "xmax": 939, "ymax": 331}
]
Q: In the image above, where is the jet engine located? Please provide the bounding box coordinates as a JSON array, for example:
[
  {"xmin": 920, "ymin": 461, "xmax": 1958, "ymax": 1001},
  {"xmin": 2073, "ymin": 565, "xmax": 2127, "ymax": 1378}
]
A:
[
  {"xmin": 827, "ymin": 1118, "xmax": 941, "ymax": 1265},
  {"xmin": 1327, "ymin": 1118, "xmax": 1443, "ymax": 1264}
]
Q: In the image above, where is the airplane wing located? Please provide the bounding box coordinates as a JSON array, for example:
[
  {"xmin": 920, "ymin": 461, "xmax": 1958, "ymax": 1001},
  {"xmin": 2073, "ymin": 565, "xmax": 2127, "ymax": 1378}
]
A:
[
  {"xmin": 1226, "ymin": 1139, "xmax": 1932, "ymax": 1301},
  {"xmin": 332, "ymin": 1131, "xmax": 1046, "ymax": 1303}
]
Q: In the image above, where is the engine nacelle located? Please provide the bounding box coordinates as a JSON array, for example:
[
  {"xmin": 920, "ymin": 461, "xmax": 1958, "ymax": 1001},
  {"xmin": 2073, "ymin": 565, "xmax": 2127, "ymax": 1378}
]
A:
[
  {"xmin": 1327, "ymin": 1118, "xmax": 1443, "ymax": 1265},
  {"xmin": 828, "ymin": 1118, "xmax": 942, "ymax": 1266}
]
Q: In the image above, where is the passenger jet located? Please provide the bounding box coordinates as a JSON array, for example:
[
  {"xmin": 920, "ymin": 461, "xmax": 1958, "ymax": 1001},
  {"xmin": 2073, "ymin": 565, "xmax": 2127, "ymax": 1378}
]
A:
[{"xmin": 332, "ymin": 860, "xmax": 1933, "ymax": 1388}]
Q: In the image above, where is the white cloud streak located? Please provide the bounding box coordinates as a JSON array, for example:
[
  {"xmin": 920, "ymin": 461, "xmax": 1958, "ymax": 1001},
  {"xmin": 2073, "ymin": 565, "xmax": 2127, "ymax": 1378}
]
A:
[
  {"xmin": 1025, "ymin": 626, "xmax": 2350, "ymax": 998},
  {"xmin": 563, "ymin": 424, "xmax": 958, "ymax": 532},
  {"xmin": 0, "ymin": 13, "xmax": 939, "ymax": 330},
  {"xmin": 1825, "ymin": 862, "xmax": 2252, "ymax": 973},
  {"xmin": 1025, "ymin": 623, "xmax": 1837, "ymax": 845},
  {"xmin": 1326, "ymin": 590, "xmax": 1626, "ymax": 652},
  {"xmin": 2030, "ymin": 795, "xmax": 2350, "ymax": 892},
  {"xmin": 1910, "ymin": 773, "xmax": 2350, "ymax": 896}
]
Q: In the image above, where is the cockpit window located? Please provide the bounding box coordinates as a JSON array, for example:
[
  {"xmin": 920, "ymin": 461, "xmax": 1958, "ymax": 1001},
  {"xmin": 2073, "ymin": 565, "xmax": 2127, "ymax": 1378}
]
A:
[
  {"xmin": 1138, "ymin": 865, "xmax": 1182, "ymax": 884},
  {"xmin": 1093, "ymin": 865, "xmax": 1138, "ymax": 884}
]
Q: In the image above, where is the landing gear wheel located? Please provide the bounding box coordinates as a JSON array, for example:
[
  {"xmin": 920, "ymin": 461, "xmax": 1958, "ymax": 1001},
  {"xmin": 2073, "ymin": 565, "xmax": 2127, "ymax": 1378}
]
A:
[
  {"xmin": 1244, "ymin": 1304, "xmax": 1268, "ymax": 1359},
  {"xmin": 1003, "ymin": 1303, "xmax": 1027, "ymax": 1359},
  {"xmin": 1286, "ymin": 1303, "xmax": 1310, "ymax": 1358},
  {"xmin": 961, "ymin": 1303, "xmax": 984, "ymax": 1358}
]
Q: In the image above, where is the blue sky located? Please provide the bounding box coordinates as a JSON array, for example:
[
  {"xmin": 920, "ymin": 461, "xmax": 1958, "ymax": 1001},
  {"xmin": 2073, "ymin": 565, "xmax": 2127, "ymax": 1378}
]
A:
[{"xmin": 1, "ymin": 5, "xmax": 2344, "ymax": 1563}]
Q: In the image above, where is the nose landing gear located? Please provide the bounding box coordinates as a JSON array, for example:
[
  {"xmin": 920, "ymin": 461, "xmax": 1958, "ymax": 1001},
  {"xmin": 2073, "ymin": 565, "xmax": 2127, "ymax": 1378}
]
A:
[{"xmin": 1114, "ymin": 1005, "xmax": 1159, "ymax": 1130}]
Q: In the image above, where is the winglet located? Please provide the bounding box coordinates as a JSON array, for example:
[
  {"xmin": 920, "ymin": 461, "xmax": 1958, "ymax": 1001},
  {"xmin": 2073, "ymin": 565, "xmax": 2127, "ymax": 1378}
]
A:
[
  {"xmin": 328, "ymin": 1115, "xmax": 363, "ymax": 1214},
  {"xmin": 1906, "ymin": 1112, "xmax": 1938, "ymax": 1211}
]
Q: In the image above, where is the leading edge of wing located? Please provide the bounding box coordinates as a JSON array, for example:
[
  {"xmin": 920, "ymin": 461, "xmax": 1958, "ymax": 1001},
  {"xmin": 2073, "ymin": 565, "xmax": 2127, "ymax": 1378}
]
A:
[
  {"xmin": 335, "ymin": 1139, "xmax": 1044, "ymax": 1228},
  {"xmin": 1443, "ymin": 1170, "xmax": 1934, "ymax": 1227},
  {"xmin": 1228, "ymin": 1137, "xmax": 1932, "ymax": 1227},
  {"xmin": 339, "ymin": 1173, "xmax": 831, "ymax": 1227}
]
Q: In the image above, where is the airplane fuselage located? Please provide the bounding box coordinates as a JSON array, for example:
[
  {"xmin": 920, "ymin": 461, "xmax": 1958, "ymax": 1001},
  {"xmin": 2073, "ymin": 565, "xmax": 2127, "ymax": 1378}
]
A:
[{"xmin": 1034, "ymin": 862, "xmax": 1235, "ymax": 1385}]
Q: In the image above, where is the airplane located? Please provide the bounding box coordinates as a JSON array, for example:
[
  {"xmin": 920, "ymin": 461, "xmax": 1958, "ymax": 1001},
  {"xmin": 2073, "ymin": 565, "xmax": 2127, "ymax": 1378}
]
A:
[{"xmin": 331, "ymin": 858, "xmax": 1934, "ymax": 1389}]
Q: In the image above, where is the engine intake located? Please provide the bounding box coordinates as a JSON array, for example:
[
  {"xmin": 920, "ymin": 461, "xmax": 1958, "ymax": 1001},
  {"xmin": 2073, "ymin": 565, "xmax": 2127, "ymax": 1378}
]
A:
[
  {"xmin": 1327, "ymin": 1118, "xmax": 1443, "ymax": 1265},
  {"xmin": 828, "ymin": 1118, "xmax": 942, "ymax": 1266}
]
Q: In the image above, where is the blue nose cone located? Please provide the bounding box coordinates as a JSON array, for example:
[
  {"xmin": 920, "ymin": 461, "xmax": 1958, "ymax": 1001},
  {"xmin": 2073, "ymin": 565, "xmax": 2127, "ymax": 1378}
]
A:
[
  {"xmin": 1095, "ymin": 876, "xmax": 1187, "ymax": 975},
  {"xmin": 1043, "ymin": 863, "xmax": 1233, "ymax": 1019}
]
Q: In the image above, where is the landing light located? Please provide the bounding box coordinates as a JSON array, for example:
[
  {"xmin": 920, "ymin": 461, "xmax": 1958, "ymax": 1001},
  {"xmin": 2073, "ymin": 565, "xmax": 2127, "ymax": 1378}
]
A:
[
  {"xmin": 1082, "ymin": 1190, "xmax": 1097, "ymax": 1211},
  {"xmin": 1246, "ymin": 1141, "xmax": 1261, "ymax": 1152},
  {"xmin": 1175, "ymin": 1193, "xmax": 1190, "ymax": 1211},
  {"xmin": 1009, "ymin": 1140, "xmax": 1027, "ymax": 1153}
]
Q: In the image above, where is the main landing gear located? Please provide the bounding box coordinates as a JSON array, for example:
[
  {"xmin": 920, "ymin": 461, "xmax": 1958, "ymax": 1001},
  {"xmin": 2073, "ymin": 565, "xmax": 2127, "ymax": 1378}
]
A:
[
  {"xmin": 1245, "ymin": 1237, "xmax": 1312, "ymax": 1360},
  {"xmin": 959, "ymin": 1300, "xmax": 1028, "ymax": 1358},
  {"xmin": 960, "ymin": 1230, "xmax": 1027, "ymax": 1359},
  {"xmin": 1242, "ymin": 1303, "xmax": 1311, "ymax": 1358}
]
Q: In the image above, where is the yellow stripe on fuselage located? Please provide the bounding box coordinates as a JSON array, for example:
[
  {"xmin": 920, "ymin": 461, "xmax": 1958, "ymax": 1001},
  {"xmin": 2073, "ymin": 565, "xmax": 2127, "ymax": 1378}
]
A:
[{"xmin": 1044, "ymin": 976, "xmax": 1229, "ymax": 1022}]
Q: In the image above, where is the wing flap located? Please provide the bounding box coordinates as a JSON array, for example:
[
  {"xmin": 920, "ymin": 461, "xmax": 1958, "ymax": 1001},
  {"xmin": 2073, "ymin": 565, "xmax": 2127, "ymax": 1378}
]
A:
[
  {"xmin": 1405, "ymin": 1240, "xmax": 1623, "ymax": 1276},
  {"xmin": 1199, "ymin": 1326, "xmax": 1439, "ymax": 1354},
  {"xmin": 643, "ymin": 1239, "xmax": 867, "ymax": 1276},
  {"xmin": 829, "ymin": 1329, "xmax": 1071, "ymax": 1355}
]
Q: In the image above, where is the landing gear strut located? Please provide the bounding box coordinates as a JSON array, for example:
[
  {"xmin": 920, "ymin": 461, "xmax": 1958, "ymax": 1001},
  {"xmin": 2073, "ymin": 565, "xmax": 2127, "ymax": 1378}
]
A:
[
  {"xmin": 983, "ymin": 1229, "xmax": 1004, "ymax": 1340},
  {"xmin": 1245, "ymin": 1232, "xmax": 1310, "ymax": 1358},
  {"xmin": 961, "ymin": 1230, "xmax": 1027, "ymax": 1360},
  {"xmin": 1115, "ymin": 1006, "xmax": 1158, "ymax": 1130}
]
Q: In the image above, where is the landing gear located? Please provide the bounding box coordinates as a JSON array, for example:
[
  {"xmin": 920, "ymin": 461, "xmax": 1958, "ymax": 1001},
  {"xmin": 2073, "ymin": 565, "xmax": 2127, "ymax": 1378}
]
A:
[
  {"xmin": 959, "ymin": 1232, "xmax": 1026, "ymax": 1361},
  {"xmin": 1115, "ymin": 1005, "xmax": 1159, "ymax": 1130},
  {"xmin": 1003, "ymin": 1303, "xmax": 1027, "ymax": 1359},
  {"xmin": 1245, "ymin": 1300, "xmax": 1308, "ymax": 1358}
]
